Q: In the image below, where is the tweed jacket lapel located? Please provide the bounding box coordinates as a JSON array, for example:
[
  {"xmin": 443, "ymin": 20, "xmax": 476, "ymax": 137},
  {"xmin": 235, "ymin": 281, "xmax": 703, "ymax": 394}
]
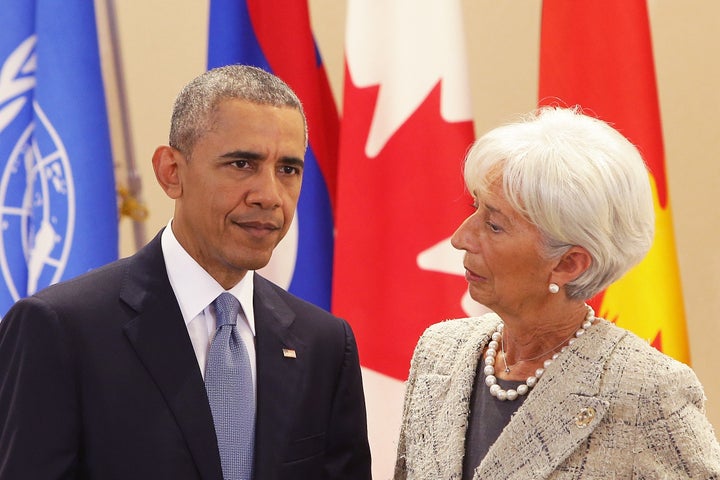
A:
[
  {"xmin": 423, "ymin": 333, "xmax": 487, "ymax": 479},
  {"xmin": 120, "ymin": 233, "xmax": 224, "ymax": 480},
  {"xmin": 474, "ymin": 320, "xmax": 625, "ymax": 479},
  {"xmin": 398, "ymin": 316, "xmax": 497, "ymax": 479}
]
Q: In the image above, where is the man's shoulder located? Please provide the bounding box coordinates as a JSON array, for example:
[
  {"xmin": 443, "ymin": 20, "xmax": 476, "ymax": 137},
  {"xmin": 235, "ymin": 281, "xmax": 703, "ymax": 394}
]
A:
[
  {"xmin": 254, "ymin": 274, "xmax": 337, "ymax": 318},
  {"xmin": 35, "ymin": 232, "xmax": 164, "ymax": 302},
  {"xmin": 252, "ymin": 274, "xmax": 354, "ymax": 347},
  {"xmin": 33, "ymin": 256, "xmax": 129, "ymax": 300}
]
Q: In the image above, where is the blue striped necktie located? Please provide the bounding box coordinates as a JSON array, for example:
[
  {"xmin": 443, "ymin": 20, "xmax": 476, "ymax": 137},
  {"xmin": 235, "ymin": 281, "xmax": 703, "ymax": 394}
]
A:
[{"xmin": 205, "ymin": 292, "xmax": 255, "ymax": 480}]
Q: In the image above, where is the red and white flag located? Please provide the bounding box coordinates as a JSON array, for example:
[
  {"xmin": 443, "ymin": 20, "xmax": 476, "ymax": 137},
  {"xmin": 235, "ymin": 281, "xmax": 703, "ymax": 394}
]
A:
[{"xmin": 333, "ymin": 0, "xmax": 482, "ymax": 475}]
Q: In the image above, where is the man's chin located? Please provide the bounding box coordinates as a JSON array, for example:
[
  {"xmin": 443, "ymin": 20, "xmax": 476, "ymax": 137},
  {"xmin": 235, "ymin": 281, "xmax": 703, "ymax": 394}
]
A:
[{"xmin": 242, "ymin": 252, "xmax": 275, "ymax": 272}]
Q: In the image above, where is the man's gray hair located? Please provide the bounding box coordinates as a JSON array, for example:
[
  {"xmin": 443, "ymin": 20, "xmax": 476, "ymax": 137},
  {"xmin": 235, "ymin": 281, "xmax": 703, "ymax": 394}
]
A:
[{"xmin": 169, "ymin": 64, "xmax": 307, "ymax": 155}]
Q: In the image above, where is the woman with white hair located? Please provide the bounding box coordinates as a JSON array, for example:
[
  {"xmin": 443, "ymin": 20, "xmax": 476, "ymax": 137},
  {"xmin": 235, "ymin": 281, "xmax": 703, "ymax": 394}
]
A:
[{"xmin": 394, "ymin": 107, "xmax": 720, "ymax": 479}]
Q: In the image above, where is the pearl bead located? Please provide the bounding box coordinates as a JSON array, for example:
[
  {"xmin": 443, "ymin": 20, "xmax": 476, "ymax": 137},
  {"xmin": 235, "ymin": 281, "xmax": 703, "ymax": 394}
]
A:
[{"xmin": 482, "ymin": 304, "xmax": 596, "ymax": 401}]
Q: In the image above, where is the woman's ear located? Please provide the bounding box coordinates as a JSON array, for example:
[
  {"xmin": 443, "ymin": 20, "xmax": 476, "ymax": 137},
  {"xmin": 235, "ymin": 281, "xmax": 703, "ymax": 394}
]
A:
[
  {"xmin": 152, "ymin": 146, "xmax": 183, "ymax": 199},
  {"xmin": 552, "ymin": 246, "xmax": 592, "ymax": 284}
]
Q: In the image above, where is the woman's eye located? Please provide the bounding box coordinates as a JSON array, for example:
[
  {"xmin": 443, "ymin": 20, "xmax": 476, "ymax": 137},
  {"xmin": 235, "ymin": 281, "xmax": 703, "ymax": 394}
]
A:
[{"xmin": 486, "ymin": 222, "xmax": 502, "ymax": 233}]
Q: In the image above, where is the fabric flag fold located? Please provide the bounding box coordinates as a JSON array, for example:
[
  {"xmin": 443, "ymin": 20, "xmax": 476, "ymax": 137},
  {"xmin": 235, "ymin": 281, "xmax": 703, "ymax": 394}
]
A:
[
  {"xmin": 208, "ymin": 0, "xmax": 338, "ymax": 311},
  {"xmin": 0, "ymin": 0, "xmax": 118, "ymax": 318},
  {"xmin": 539, "ymin": 0, "xmax": 690, "ymax": 363},
  {"xmin": 334, "ymin": 0, "xmax": 481, "ymax": 475}
]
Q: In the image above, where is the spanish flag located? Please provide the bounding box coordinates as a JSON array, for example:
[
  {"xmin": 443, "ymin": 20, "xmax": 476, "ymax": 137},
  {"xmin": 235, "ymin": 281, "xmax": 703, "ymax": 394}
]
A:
[{"xmin": 538, "ymin": 0, "xmax": 690, "ymax": 363}]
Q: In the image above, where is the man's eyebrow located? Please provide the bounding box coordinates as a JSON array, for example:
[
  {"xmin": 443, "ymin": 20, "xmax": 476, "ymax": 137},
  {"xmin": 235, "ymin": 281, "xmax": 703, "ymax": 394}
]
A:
[
  {"xmin": 219, "ymin": 151, "xmax": 304, "ymax": 168},
  {"xmin": 280, "ymin": 157, "xmax": 305, "ymax": 168},
  {"xmin": 220, "ymin": 150, "xmax": 262, "ymax": 160}
]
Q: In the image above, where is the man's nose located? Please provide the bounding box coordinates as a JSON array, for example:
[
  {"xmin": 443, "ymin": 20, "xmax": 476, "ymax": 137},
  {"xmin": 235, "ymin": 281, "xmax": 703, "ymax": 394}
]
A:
[{"xmin": 246, "ymin": 168, "xmax": 282, "ymax": 209}]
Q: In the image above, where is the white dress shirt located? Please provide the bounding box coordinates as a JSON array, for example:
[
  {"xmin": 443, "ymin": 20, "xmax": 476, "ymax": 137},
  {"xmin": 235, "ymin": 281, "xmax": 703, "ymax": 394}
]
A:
[{"xmin": 160, "ymin": 221, "xmax": 257, "ymax": 387}]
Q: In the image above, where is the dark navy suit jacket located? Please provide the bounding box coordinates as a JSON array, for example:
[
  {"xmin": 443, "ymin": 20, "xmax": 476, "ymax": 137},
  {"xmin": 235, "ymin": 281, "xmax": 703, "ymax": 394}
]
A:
[{"xmin": 0, "ymin": 232, "xmax": 371, "ymax": 479}]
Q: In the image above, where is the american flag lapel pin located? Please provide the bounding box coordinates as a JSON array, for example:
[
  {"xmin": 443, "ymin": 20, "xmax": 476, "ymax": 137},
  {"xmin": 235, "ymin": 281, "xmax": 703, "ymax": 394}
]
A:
[{"xmin": 282, "ymin": 348, "xmax": 297, "ymax": 359}]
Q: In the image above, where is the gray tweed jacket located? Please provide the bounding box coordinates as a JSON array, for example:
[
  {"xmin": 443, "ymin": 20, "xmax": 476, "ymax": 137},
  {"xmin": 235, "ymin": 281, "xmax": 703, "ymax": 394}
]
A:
[{"xmin": 394, "ymin": 314, "xmax": 720, "ymax": 479}]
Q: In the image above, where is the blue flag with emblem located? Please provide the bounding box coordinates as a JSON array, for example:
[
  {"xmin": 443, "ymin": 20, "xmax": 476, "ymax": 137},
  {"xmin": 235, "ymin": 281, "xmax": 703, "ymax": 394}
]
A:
[
  {"xmin": 0, "ymin": 0, "xmax": 118, "ymax": 318},
  {"xmin": 208, "ymin": 0, "xmax": 339, "ymax": 310}
]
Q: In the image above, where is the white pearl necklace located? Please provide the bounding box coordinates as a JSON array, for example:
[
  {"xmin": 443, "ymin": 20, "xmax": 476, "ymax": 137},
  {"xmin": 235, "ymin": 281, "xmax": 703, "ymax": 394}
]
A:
[{"xmin": 483, "ymin": 305, "xmax": 596, "ymax": 401}]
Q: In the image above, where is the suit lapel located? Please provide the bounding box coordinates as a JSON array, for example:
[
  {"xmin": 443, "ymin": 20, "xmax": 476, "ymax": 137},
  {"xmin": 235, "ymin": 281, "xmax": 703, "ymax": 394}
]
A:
[
  {"xmin": 475, "ymin": 320, "xmax": 624, "ymax": 479},
  {"xmin": 252, "ymin": 275, "xmax": 306, "ymax": 479},
  {"xmin": 120, "ymin": 233, "xmax": 223, "ymax": 480}
]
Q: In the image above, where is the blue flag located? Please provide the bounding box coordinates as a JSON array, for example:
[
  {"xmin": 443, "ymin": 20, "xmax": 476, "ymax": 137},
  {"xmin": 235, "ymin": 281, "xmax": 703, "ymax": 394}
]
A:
[
  {"xmin": 208, "ymin": 0, "xmax": 339, "ymax": 310},
  {"xmin": 0, "ymin": 0, "xmax": 118, "ymax": 317}
]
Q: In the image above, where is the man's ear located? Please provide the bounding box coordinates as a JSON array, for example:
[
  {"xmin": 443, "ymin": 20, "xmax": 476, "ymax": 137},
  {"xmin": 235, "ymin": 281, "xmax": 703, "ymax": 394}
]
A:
[
  {"xmin": 152, "ymin": 146, "xmax": 183, "ymax": 199},
  {"xmin": 552, "ymin": 246, "xmax": 592, "ymax": 285}
]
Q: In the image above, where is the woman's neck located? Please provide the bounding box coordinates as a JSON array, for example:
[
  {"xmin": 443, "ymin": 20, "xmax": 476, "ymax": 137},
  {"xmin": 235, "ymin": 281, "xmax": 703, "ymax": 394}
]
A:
[{"xmin": 492, "ymin": 302, "xmax": 589, "ymax": 381}]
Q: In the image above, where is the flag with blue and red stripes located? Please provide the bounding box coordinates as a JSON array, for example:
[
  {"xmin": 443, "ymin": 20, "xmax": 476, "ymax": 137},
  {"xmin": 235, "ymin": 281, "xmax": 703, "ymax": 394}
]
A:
[{"xmin": 208, "ymin": 0, "xmax": 338, "ymax": 310}]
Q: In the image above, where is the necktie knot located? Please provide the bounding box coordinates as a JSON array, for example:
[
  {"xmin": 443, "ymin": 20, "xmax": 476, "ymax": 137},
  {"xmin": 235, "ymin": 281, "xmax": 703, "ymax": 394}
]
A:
[{"xmin": 214, "ymin": 292, "xmax": 240, "ymax": 328}]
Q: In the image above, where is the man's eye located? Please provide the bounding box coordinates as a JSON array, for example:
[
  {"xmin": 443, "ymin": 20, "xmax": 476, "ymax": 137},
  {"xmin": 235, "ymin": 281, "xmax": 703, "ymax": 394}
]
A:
[
  {"xmin": 232, "ymin": 160, "xmax": 250, "ymax": 169},
  {"xmin": 280, "ymin": 165, "xmax": 301, "ymax": 175}
]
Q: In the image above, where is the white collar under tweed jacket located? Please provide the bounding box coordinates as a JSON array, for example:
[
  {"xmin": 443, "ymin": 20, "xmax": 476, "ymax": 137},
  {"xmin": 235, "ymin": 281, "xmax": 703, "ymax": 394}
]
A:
[{"xmin": 394, "ymin": 313, "xmax": 720, "ymax": 480}]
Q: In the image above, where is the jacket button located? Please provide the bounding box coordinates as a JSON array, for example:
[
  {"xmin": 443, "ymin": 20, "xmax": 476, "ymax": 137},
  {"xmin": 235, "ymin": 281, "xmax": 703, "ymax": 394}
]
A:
[{"xmin": 574, "ymin": 407, "xmax": 596, "ymax": 428}]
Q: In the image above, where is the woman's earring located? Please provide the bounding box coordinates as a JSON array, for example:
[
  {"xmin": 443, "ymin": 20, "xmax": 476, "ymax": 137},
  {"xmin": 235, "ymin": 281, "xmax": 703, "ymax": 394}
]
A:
[{"xmin": 548, "ymin": 283, "xmax": 560, "ymax": 294}]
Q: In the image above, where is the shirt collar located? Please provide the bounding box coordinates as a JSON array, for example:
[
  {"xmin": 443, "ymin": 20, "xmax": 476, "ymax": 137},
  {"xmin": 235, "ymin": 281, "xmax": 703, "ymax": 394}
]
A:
[{"xmin": 161, "ymin": 221, "xmax": 256, "ymax": 334}]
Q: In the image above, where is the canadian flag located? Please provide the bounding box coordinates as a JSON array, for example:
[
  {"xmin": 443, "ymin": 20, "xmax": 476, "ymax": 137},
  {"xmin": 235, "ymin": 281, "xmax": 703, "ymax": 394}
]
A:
[{"xmin": 333, "ymin": 0, "xmax": 485, "ymax": 475}]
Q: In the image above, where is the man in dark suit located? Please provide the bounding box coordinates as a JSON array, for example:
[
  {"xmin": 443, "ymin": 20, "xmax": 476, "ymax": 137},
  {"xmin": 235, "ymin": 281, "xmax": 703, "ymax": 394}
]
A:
[{"xmin": 0, "ymin": 65, "xmax": 372, "ymax": 479}]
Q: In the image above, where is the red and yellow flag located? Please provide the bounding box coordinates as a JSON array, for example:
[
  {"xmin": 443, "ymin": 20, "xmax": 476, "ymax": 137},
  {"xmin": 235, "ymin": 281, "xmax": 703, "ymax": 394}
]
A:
[{"xmin": 539, "ymin": 0, "xmax": 689, "ymax": 363}]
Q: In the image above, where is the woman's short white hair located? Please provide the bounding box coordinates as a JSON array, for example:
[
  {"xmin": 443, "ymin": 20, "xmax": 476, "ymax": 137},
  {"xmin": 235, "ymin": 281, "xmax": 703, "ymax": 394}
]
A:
[{"xmin": 464, "ymin": 106, "xmax": 655, "ymax": 300}]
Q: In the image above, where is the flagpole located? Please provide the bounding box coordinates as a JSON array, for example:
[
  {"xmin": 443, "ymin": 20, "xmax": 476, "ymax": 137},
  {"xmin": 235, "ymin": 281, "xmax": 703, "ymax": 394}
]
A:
[{"xmin": 96, "ymin": 0, "xmax": 147, "ymax": 252}]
